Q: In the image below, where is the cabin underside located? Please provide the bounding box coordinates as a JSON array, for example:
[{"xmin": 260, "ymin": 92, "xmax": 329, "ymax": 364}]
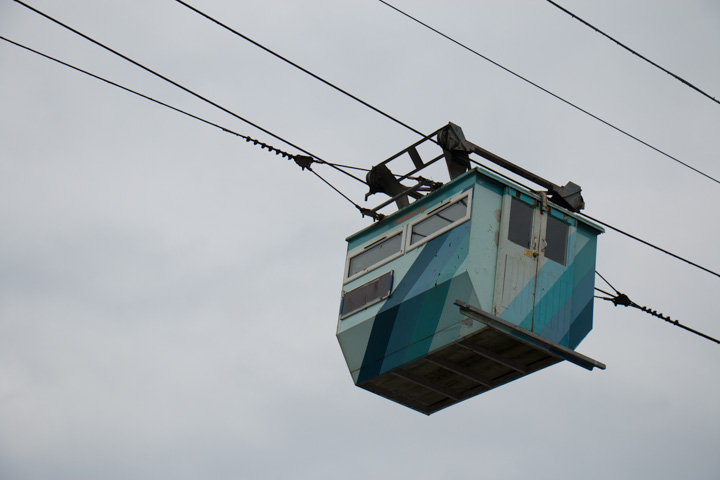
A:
[{"xmin": 359, "ymin": 302, "xmax": 604, "ymax": 415}]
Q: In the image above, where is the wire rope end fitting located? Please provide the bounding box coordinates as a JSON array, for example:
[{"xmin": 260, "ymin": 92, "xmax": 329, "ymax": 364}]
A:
[
  {"xmin": 612, "ymin": 293, "xmax": 632, "ymax": 307},
  {"xmin": 293, "ymin": 155, "xmax": 314, "ymax": 171}
]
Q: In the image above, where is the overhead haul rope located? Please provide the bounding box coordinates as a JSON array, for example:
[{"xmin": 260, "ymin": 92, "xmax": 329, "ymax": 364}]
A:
[
  {"xmin": 466, "ymin": 156, "xmax": 720, "ymax": 282},
  {"xmin": 14, "ymin": 1, "xmax": 720, "ymax": 238},
  {"xmin": 0, "ymin": 36, "xmax": 298, "ymax": 158},
  {"xmin": 6, "ymin": 5, "xmax": 389, "ymax": 218},
  {"xmin": 173, "ymin": 0, "xmax": 438, "ymax": 146},
  {"xmin": 580, "ymin": 213, "xmax": 720, "ymax": 280},
  {"xmin": 378, "ymin": 0, "xmax": 720, "ymax": 186},
  {"xmin": 9, "ymin": 1, "xmax": 369, "ymax": 185},
  {"xmin": 1, "ymin": 34, "xmax": 379, "ymax": 217},
  {"xmin": 595, "ymin": 271, "xmax": 719, "ymax": 345},
  {"xmin": 545, "ymin": 0, "xmax": 720, "ymax": 107}
]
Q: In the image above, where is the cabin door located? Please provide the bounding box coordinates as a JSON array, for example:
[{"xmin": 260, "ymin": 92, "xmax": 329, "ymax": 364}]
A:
[
  {"xmin": 494, "ymin": 189, "xmax": 575, "ymax": 335},
  {"xmin": 494, "ymin": 190, "xmax": 542, "ymax": 329}
]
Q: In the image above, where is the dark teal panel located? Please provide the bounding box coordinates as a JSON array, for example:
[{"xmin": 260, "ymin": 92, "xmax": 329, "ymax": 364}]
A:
[
  {"xmin": 569, "ymin": 299, "xmax": 593, "ymax": 349},
  {"xmin": 572, "ymin": 232, "xmax": 597, "ymax": 289},
  {"xmin": 569, "ymin": 238, "xmax": 598, "ymax": 348},
  {"xmin": 538, "ymin": 293, "xmax": 573, "ymax": 346},
  {"xmin": 358, "ymin": 273, "xmax": 476, "ymax": 382},
  {"xmin": 357, "ymin": 230, "xmax": 453, "ymax": 384},
  {"xmin": 356, "ymin": 225, "xmax": 471, "ymax": 385},
  {"xmin": 534, "ymin": 265, "xmax": 574, "ymax": 342},
  {"xmin": 391, "ymin": 280, "xmax": 452, "ymax": 351}
]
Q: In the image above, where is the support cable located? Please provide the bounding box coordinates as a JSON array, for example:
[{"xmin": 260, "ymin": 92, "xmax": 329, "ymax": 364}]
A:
[
  {"xmin": 1, "ymin": 34, "xmax": 378, "ymax": 217},
  {"xmin": 172, "ymin": 0, "xmax": 438, "ymax": 145},
  {"xmin": 545, "ymin": 0, "xmax": 720, "ymax": 106},
  {"xmin": 378, "ymin": 0, "xmax": 720, "ymax": 186},
  {"xmin": 467, "ymin": 157, "xmax": 720, "ymax": 282},
  {"xmin": 594, "ymin": 272, "xmax": 719, "ymax": 345},
  {"xmin": 10, "ymin": 0, "xmax": 367, "ymax": 187},
  {"xmin": 0, "ymin": 35, "xmax": 298, "ymax": 159},
  {"xmin": 580, "ymin": 213, "xmax": 720, "ymax": 280},
  {"xmin": 306, "ymin": 168, "xmax": 380, "ymax": 219}
]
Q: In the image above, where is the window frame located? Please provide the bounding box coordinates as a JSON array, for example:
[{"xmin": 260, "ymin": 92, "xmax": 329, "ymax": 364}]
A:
[
  {"xmin": 543, "ymin": 209, "xmax": 573, "ymax": 266},
  {"xmin": 339, "ymin": 270, "xmax": 394, "ymax": 319},
  {"xmin": 344, "ymin": 228, "xmax": 405, "ymax": 283},
  {"xmin": 507, "ymin": 195, "xmax": 537, "ymax": 250},
  {"xmin": 406, "ymin": 190, "xmax": 473, "ymax": 252}
]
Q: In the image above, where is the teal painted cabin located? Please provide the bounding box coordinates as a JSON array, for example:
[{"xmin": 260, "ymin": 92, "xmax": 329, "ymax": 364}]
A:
[{"xmin": 337, "ymin": 166, "xmax": 604, "ymax": 414}]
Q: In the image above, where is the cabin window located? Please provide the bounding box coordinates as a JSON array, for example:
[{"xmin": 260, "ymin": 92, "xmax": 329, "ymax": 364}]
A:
[
  {"xmin": 347, "ymin": 231, "xmax": 403, "ymax": 279},
  {"xmin": 409, "ymin": 193, "xmax": 471, "ymax": 248},
  {"xmin": 340, "ymin": 271, "xmax": 393, "ymax": 318},
  {"xmin": 544, "ymin": 215, "xmax": 569, "ymax": 265},
  {"xmin": 508, "ymin": 197, "xmax": 534, "ymax": 248}
]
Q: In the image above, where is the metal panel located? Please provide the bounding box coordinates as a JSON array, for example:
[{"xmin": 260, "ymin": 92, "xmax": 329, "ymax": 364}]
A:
[{"xmin": 455, "ymin": 301, "xmax": 605, "ymax": 371}]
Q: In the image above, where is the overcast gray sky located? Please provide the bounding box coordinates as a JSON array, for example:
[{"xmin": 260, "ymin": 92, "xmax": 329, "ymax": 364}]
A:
[{"xmin": 1, "ymin": 1, "xmax": 719, "ymax": 479}]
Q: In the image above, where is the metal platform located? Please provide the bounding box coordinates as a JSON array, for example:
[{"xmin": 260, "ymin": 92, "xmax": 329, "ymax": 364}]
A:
[{"xmin": 359, "ymin": 301, "xmax": 605, "ymax": 415}]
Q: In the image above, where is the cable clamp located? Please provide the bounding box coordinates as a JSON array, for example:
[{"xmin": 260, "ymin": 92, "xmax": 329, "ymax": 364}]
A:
[
  {"xmin": 293, "ymin": 155, "xmax": 314, "ymax": 171},
  {"xmin": 612, "ymin": 293, "xmax": 632, "ymax": 307}
]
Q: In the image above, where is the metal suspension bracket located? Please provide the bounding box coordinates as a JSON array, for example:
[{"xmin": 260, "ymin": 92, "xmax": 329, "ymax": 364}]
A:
[
  {"xmin": 363, "ymin": 122, "xmax": 586, "ymax": 216},
  {"xmin": 365, "ymin": 164, "xmax": 416, "ymax": 209},
  {"xmin": 438, "ymin": 123, "xmax": 585, "ymax": 212},
  {"xmin": 293, "ymin": 155, "xmax": 314, "ymax": 170},
  {"xmin": 437, "ymin": 123, "xmax": 472, "ymax": 180}
]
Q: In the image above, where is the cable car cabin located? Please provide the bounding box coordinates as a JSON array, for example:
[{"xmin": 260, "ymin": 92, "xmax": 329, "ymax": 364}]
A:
[{"xmin": 337, "ymin": 164, "xmax": 605, "ymax": 415}]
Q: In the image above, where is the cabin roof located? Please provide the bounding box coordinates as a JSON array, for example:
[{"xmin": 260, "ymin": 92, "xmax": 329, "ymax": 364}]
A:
[{"xmin": 347, "ymin": 166, "xmax": 603, "ymax": 244}]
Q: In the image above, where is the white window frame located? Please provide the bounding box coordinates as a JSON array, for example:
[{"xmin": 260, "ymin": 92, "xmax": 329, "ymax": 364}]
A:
[
  {"xmin": 344, "ymin": 227, "xmax": 406, "ymax": 284},
  {"xmin": 406, "ymin": 189, "xmax": 473, "ymax": 252}
]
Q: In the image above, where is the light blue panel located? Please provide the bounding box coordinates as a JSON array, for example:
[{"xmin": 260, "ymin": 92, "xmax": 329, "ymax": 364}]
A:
[
  {"xmin": 493, "ymin": 189, "xmax": 538, "ymax": 329},
  {"xmin": 466, "ymin": 177, "xmax": 504, "ymax": 314},
  {"xmin": 497, "ymin": 254, "xmax": 537, "ymax": 329},
  {"xmin": 401, "ymin": 221, "xmax": 470, "ymax": 301},
  {"xmin": 428, "ymin": 274, "xmax": 485, "ymax": 351},
  {"xmin": 534, "ymin": 265, "xmax": 572, "ymax": 336},
  {"xmin": 337, "ymin": 316, "xmax": 375, "ymax": 373}
]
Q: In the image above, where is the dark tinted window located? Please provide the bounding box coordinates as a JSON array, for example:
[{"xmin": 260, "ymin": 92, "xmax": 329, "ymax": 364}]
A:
[
  {"xmin": 347, "ymin": 232, "xmax": 402, "ymax": 278},
  {"xmin": 508, "ymin": 197, "xmax": 534, "ymax": 248},
  {"xmin": 410, "ymin": 196, "xmax": 469, "ymax": 246},
  {"xmin": 340, "ymin": 271, "xmax": 393, "ymax": 318},
  {"xmin": 545, "ymin": 215, "xmax": 569, "ymax": 265}
]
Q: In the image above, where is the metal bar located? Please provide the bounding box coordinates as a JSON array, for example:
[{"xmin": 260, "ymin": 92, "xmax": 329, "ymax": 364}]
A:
[
  {"xmin": 370, "ymin": 182, "xmax": 427, "ymax": 214},
  {"xmin": 396, "ymin": 153, "xmax": 445, "ymax": 183},
  {"xmin": 376, "ymin": 126, "xmax": 445, "ymax": 167},
  {"xmin": 454, "ymin": 300, "xmax": 606, "ymax": 371},
  {"xmin": 466, "ymin": 140, "xmax": 560, "ymax": 193},
  {"xmin": 408, "ymin": 146, "xmax": 424, "ymax": 169},
  {"xmin": 425, "ymin": 356, "xmax": 495, "ymax": 388},
  {"xmin": 457, "ymin": 340, "xmax": 529, "ymax": 374},
  {"xmin": 391, "ymin": 370, "xmax": 460, "ymax": 400}
]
